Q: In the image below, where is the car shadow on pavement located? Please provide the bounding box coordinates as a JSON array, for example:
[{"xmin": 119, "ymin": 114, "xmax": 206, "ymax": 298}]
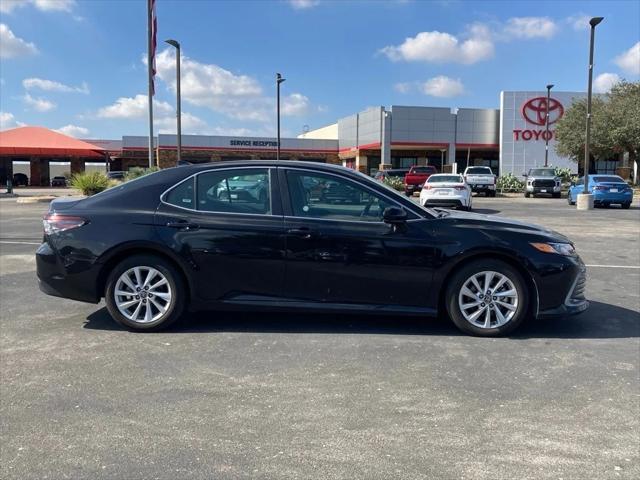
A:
[
  {"xmin": 83, "ymin": 300, "xmax": 639, "ymax": 339},
  {"xmin": 470, "ymin": 208, "xmax": 500, "ymax": 215}
]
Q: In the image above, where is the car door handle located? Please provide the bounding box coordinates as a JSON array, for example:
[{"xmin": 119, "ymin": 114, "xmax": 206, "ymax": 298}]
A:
[
  {"xmin": 166, "ymin": 221, "xmax": 199, "ymax": 231},
  {"xmin": 287, "ymin": 227, "xmax": 316, "ymax": 239}
]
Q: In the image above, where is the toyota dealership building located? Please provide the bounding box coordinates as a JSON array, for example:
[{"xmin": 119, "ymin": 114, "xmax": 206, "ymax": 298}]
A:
[{"xmin": 0, "ymin": 90, "xmax": 627, "ymax": 186}]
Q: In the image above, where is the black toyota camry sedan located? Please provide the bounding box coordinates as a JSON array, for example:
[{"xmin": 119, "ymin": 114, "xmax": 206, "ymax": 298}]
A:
[{"xmin": 36, "ymin": 161, "xmax": 588, "ymax": 336}]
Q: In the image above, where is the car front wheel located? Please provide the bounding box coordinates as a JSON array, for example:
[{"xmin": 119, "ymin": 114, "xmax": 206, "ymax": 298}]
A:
[
  {"xmin": 105, "ymin": 254, "xmax": 186, "ymax": 331},
  {"xmin": 446, "ymin": 259, "xmax": 529, "ymax": 336}
]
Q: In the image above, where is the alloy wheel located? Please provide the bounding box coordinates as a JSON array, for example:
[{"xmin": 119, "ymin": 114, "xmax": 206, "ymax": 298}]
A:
[
  {"xmin": 458, "ymin": 270, "xmax": 518, "ymax": 329},
  {"xmin": 114, "ymin": 266, "xmax": 172, "ymax": 324}
]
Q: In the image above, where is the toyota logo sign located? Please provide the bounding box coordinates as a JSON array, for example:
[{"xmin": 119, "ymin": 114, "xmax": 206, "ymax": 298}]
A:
[{"xmin": 521, "ymin": 97, "xmax": 564, "ymax": 126}]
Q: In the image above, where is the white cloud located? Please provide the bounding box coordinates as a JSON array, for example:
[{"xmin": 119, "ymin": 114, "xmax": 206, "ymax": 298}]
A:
[
  {"xmin": 421, "ymin": 76, "xmax": 465, "ymax": 97},
  {"xmin": 281, "ymin": 93, "xmax": 310, "ymax": 116},
  {"xmin": 566, "ymin": 14, "xmax": 591, "ymax": 31},
  {"xmin": 0, "ymin": 111, "xmax": 26, "ymax": 130},
  {"xmin": 379, "ymin": 25, "xmax": 494, "ymax": 64},
  {"xmin": 23, "ymin": 77, "xmax": 89, "ymax": 94},
  {"xmin": 54, "ymin": 124, "xmax": 89, "ymax": 137},
  {"xmin": 96, "ymin": 94, "xmax": 210, "ymax": 135},
  {"xmin": 22, "ymin": 93, "xmax": 56, "ymax": 112},
  {"xmin": 394, "ymin": 82, "xmax": 413, "ymax": 94},
  {"xmin": 153, "ymin": 48, "xmax": 312, "ymax": 122},
  {"xmin": 0, "ymin": 0, "xmax": 76, "ymax": 14},
  {"xmin": 97, "ymin": 94, "xmax": 173, "ymax": 119},
  {"xmin": 0, "ymin": 23, "xmax": 38, "ymax": 58},
  {"xmin": 504, "ymin": 17, "xmax": 558, "ymax": 39},
  {"xmin": 593, "ymin": 73, "xmax": 621, "ymax": 93},
  {"xmin": 614, "ymin": 42, "xmax": 640, "ymax": 76},
  {"xmin": 288, "ymin": 0, "xmax": 320, "ymax": 10},
  {"xmin": 155, "ymin": 112, "xmax": 208, "ymax": 134}
]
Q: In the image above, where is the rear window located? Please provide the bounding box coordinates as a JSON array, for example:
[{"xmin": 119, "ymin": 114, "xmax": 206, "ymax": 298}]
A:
[
  {"xmin": 529, "ymin": 169, "xmax": 555, "ymax": 177},
  {"xmin": 387, "ymin": 170, "xmax": 408, "ymax": 178},
  {"xmin": 466, "ymin": 167, "xmax": 492, "ymax": 175},
  {"xmin": 428, "ymin": 175, "xmax": 463, "ymax": 183},
  {"xmin": 411, "ymin": 166, "xmax": 437, "ymax": 174},
  {"xmin": 594, "ymin": 176, "xmax": 625, "ymax": 183}
]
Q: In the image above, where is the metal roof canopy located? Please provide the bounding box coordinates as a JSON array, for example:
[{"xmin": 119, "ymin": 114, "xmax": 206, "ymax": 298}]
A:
[{"xmin": 0, "ymin": 126, "xmax": 105, "ymax": 158}]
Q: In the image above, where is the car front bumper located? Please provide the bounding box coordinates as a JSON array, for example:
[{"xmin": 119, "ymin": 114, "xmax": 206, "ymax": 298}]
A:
[{"xmin": 527, "ymin": 185, "xmax": 561, "ymax": 194}]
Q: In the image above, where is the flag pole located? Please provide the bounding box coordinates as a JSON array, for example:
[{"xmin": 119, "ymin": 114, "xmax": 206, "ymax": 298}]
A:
[{"xmin": 147, "ymin": 0, "xmax": 155, "ymax": 168}]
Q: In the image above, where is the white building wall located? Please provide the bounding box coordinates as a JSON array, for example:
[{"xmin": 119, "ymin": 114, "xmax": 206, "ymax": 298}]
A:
[
  {"xmin": 500, "ymin": 91, "xmax": 586, "ymax": 177},
  {"xmin": 297, "ymin": 123, "xmax": 338, "ymax": 140}
]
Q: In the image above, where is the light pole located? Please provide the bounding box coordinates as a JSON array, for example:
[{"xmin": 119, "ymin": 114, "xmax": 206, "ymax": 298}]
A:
[
  {"xmin": 577, "ymin": 17, "xmax": 604, "ymax": 211},
  {"xmin": 276, "ymin": 73, "xmax": 285, "ymax": 160},
  {"xmin": 165, "ymin": 39, "xmax": 181, "ymax": 164},
  {"xmin": 544, "ymin": 84, "xmax": 554, "ymax": 167},
  {"xmin": 440, "ymin": 149, "xmax": 446, "ymax": 172}
]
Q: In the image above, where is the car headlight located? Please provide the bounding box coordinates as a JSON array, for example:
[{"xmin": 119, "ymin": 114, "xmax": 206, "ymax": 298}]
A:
[{"xmin": 530, "ymin": 242, "xmax": 576, "ymax": 256}]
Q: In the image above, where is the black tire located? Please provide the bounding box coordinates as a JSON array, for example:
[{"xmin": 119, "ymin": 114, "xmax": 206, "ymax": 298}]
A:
[
  {"xmin": 524, "ymin": 191, "xmax": 530, "ymax": 198},
  {"xmin": 489, "ymin": 190, "xmax": 497, "ymax": 198},
  {"xmin": 553, "ymin": 192, "xmax": 561, "ymax": 199},
  {"xmin": 445, "ymin": 259, "xmax": 530, "ymax": 337},
  {"xmin": 622, "ymin": 202, "xmax": 631, "ymax": 209},
  {"xmin": 105, "ymin": 254, "xmax": 186, "ymax": 332},
  {"xmin": 567, "ymin": 195, "xmax": 575, "ymax": 205},
  {"xmin": 405, "ymin": 191, "xmax": 412, "ymax": 197}
]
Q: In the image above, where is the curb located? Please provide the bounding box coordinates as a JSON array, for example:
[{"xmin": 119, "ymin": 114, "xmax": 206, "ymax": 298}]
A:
[{"xmin": 16, "ymin": 196, "xmax": 57, "ymax": 204}]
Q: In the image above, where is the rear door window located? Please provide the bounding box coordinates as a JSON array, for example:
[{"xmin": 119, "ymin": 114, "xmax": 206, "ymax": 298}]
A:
[{"xmin": 196, "ymin": 168, "xmax": 271, "ymax": 215}]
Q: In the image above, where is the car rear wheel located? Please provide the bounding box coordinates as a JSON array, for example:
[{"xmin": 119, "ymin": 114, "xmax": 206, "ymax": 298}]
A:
[
  {"xmin": 105, "ymin": 254, "xmax": 186, "ymax": 331},
  {"xmin": 446, "ymin": 259, "xmax": 529, "ymax": 336},
  {"xmin": 553, "ymin": 192, "xmax": 561, "ymax": 198},
  {"xmin": 568, "ymin": 195, "xmax": 575, "ymax": 205},
  {"xmin": 622, "ymin": 202, "xmax": 631, "ymax": 209},
  {"xmin": 524, "ymin": 192, "xmax": 530, "ymax": 198}
]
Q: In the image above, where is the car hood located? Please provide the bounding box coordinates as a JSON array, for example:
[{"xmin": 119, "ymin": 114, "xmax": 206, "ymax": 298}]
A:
[{"xmin": 435, "ymin": 209, "xmax": 571, "ymax": 243}]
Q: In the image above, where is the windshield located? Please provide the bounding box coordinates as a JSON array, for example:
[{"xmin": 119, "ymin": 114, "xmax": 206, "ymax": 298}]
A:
[
  {"xmin": 466, "ymin": 167, "xmax": 492, "ymax": 175},
  {"xmin": 529, "ymin": 169, "xmax": 555, "ymax": 177},
  {"xmin": 411, "ymin": 166, "xmax": 436, "ymax": 174},
  {"xmin": 428, "ymin": 175, "xmax": 463, "ymax": 183},
  {"xmin": 594, "ymin": 176, "xmax": 625, "ymax": 183}
]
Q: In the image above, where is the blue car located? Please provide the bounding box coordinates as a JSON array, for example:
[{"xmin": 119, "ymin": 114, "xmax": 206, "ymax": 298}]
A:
[{"xmin": 568, "ymin": 175, "xmax": 633, "ymax": 209}]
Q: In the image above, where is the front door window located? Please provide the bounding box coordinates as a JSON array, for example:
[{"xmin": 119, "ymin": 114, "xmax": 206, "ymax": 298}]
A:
[{"xmin": 285, "ymin": 170, "xmax": 395, "ymax": 223}]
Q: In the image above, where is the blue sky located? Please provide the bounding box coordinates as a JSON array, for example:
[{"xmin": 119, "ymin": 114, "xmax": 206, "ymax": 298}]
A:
[{"xmin": 1, "ymin": 0, "xmax": 638, "ymax": 140}]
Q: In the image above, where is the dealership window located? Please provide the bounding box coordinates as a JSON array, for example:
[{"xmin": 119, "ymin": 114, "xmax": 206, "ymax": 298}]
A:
[
  {"xmin": 285, "ymin": 170, "xmax": 400, "ymax": 223},
  {"xmin": 191, "ymin": 168, "xmax": 271, "ymax": 214},
  {"xmin": 394, "ymin": 157, "xmax": 418, "ymax": 169}
]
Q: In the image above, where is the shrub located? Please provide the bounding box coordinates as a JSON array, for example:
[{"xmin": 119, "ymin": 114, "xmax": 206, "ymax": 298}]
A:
[
  {"xmin": 553, "ymin": 166, "xmax": 573, "ymax": 184},
  {"xmin": 383, "ymin": 176, "xmax": 405, "ymax": 191},
  {"xmin": 70, "ymin": 171, "xmax": 111, "ymax": 196},
  {"xmin": 496, "ymin": 173, "xmax": 525, "ymax": 193},
  {"xmin": 124, "ymin": 166, "xmax": 159, "ymax": 181}
]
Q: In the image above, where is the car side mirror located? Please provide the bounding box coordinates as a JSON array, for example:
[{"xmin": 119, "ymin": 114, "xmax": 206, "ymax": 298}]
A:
[
  {"xmin": 522, "ymin": 173, "xmax": 528, "ymax": 177},
  {"xmin": 383, "ymin": 206, "xmax": 408, "ymax": 225}
]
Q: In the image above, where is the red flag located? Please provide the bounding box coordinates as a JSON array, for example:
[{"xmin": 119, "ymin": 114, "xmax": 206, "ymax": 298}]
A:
[{"xmin": 149, "ymin": 0, "xmax": 157, "ymax": 95}]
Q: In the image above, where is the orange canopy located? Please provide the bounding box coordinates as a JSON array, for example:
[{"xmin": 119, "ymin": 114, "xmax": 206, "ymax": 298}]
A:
[{"xmin": 0, "ymin": 126, "xmax": 105, "ymax": 158}]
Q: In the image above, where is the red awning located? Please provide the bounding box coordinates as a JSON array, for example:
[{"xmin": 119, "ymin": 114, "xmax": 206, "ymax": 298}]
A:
[{"xmin": 0, "ymin": 126, "xmax": 105, "ymax": 158}]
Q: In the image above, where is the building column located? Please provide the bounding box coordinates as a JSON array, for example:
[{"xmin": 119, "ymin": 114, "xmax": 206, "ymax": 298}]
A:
[
  {"xmin": 29, "ymin": 157, "xmax": 41, "ymax": 186},
  {"xmin": 379, "ymin": 110, "xmax": 392, "ymax": 171},
  {"xmin": 70, "ymin": 157, "xmax": 84, "ymax": 176},
  {"xmin": 356, "ymin": 154, "xmax": 368, "ymax": 174}
]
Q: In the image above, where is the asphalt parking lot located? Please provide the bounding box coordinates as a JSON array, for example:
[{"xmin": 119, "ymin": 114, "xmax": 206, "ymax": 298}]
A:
[{"xmin": 1, "ymin": 195, "xmax": 639, "ymax": 480}]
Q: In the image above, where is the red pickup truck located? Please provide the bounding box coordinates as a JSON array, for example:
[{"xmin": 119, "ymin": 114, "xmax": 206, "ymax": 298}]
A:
[{"xmin": 404, "ymin": 165, "xmax": 438, "ymax": 196}]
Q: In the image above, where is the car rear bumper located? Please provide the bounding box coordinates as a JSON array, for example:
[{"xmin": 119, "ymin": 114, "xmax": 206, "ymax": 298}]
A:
[
  {"xmin": 469, "ymin": 184, "xmax": 495, "ymax": 192},
  {"xmin": 36, "ymin": 242, "xmax": 101, "ymax": 304},
  {"xmin": 593, "ymin": 192, "xmax": 633, "ymax": 204},
  {"xmin": 422, "ymin": 198, "xmax": 467, "ymax": 208},
  {"xmin": 405, "ymin": 184, "xmax": 422, "ymax": 194}
]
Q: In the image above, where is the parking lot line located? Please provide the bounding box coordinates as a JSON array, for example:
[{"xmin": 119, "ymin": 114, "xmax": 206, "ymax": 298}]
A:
[
  {"xmin": 0, "ymin": 241, "xmax": 41, "ymax": 245},
  {"xmin": 585, "ymin": 264, "xmax": 640, "ymax": 269}
]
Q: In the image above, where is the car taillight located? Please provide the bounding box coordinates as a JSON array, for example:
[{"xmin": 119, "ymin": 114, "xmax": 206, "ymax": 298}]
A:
[
  {"xmin": 454, "ymin": 186, "xmax": 466, "ymax": 190},
  {"xmin": 592, "ymin": 186, "xmax": 606, "ymax": 191},
  {"xmin": 422, "ymin": 184, "xmax": 432, "ymax": 190},
  {"xmin": 43, "ymin": 214, "xmax": 87, "ymax": 235}
]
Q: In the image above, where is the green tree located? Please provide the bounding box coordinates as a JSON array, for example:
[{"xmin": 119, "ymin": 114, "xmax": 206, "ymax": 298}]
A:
[
  {"xmin": 555, "ymin": 81, "xmax": 640, "ymax": 177},
  {"xmin": 605, "ymin": 81, "xmax": 640, "ymax": 167},
  {"xmin": 554, "ymin": 96, "xmax": 613, "ymax": 163}
]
